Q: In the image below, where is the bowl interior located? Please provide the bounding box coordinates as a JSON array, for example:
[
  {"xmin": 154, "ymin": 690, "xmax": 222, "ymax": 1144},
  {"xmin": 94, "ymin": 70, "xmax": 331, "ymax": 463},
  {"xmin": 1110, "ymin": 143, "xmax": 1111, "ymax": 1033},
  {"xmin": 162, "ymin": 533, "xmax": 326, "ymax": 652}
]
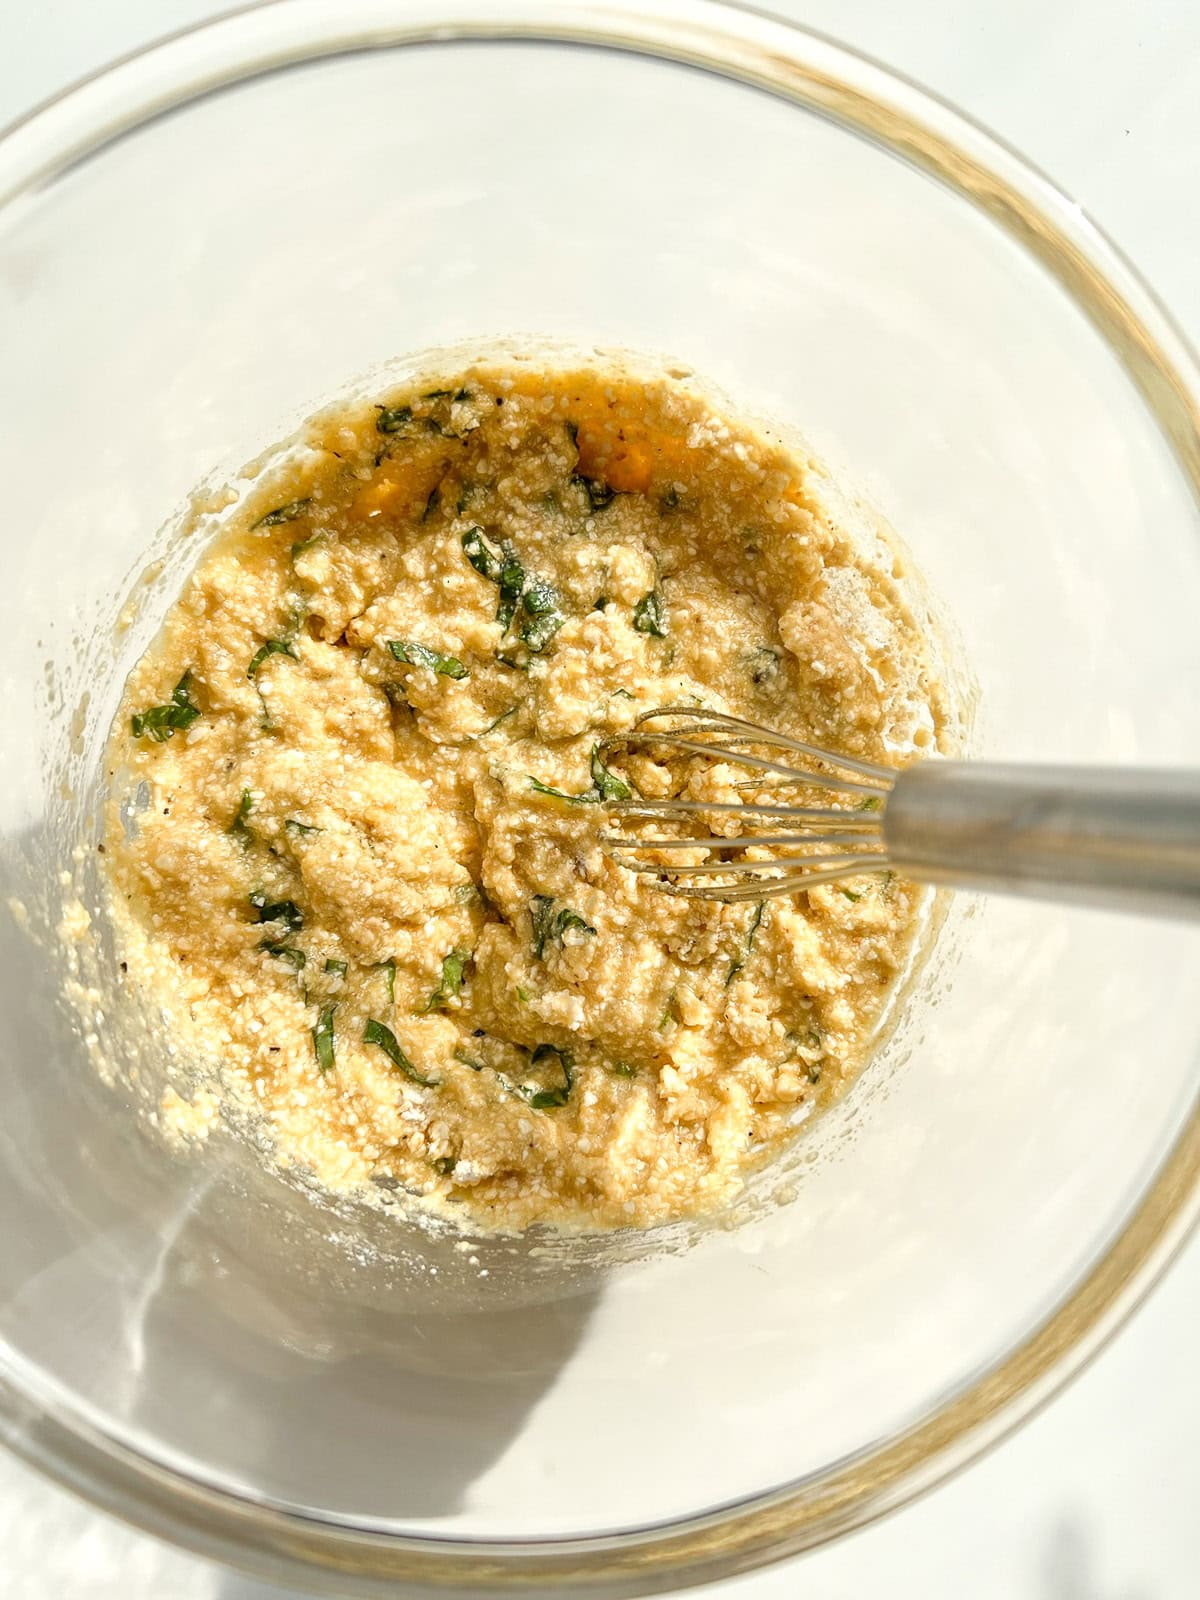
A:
[{"xmin": 0, "ymin": 22, "xmax": 1198, "ymax": 1553}]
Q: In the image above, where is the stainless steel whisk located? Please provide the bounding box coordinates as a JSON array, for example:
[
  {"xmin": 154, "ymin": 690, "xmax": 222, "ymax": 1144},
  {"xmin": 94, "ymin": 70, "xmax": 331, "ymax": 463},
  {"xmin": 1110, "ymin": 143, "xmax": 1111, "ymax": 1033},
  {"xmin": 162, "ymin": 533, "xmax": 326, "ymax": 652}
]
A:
[{"xmin": 600, "ymin": 708, "xmax": 1200, "ymax": 920}]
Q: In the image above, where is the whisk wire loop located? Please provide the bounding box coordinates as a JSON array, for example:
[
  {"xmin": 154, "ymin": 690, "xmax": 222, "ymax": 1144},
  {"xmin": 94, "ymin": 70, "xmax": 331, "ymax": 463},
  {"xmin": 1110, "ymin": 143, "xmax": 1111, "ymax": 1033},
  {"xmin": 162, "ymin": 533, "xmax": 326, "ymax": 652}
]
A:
[{"xmin": 599, "ymin": 707, "xmax": 896, "ymax": 901}]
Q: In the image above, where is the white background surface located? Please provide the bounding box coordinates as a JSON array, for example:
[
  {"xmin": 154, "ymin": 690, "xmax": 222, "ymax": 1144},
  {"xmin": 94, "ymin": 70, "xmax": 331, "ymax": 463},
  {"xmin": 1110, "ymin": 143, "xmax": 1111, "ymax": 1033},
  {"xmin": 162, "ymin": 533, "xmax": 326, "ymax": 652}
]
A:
[{"xmin": 3, "ymin": 1, "xmax": 1198, "ymax": 1595}]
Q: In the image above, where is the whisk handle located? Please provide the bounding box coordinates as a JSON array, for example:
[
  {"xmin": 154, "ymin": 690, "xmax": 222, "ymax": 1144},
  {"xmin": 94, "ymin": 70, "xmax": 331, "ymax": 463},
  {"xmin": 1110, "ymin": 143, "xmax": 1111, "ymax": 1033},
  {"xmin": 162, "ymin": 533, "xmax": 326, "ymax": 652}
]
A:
[{"xmin": 884, "ymin": 763, "xmax": 1200, "ymax": 918}]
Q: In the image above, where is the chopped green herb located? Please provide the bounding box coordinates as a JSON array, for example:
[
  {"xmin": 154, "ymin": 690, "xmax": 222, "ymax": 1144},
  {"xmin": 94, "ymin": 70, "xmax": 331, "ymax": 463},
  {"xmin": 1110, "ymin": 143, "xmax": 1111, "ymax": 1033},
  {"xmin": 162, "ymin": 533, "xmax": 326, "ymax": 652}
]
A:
[
  {"xmin": 432, "ymin": 1156, "xmax": 456, "ymax": 1176},
  {"xmin": 528, "ymin": 744, "xmax": 631, "ymax": 806},
  {"xmin": 312, "ymin": 1002, "xmax": 336, "ymax": 1073},
  {"xmin": 227, "ymin": 788, "xmax": 255, "ymax": 846},
  {"xmin": 284, "ymin": 818, "xmax": 321, "ymax": 837},
  {"xmin": 528, "ymin": 775, "xmax": 597, "ymax": 804},
  {"xmin": 387, "ymin": 640, "xmax": 469, "ymax": 679},
  {"xmin": 462, "ymin": 525, "xmax": 503, "ymax": 583},
  {"xmin": 590, "ymin": 744, "xmax": 632, "ymax": 801},
  {"xmin": 461, "ymin": 527, "xmax": 568, "ymax": 649},
  {"xmin": 530, "ymin": 894, "xmax": 557, "ymax": 960},
  {"xmin": 633, "ymin": 589, "xmax": 667, "ymax": 638},
  {"xmin": 453, "ymin": 882, "xmax": 480, "ymax": 904},
  {"xmin": 571, "ymin": 473, "xmax": 616, "ymax": 511},
  {"xmin": 442, "ymin": 948, "xmax": 471, "ymax": 994},
  {"xmin": 610, "ymin": 687, "xmax": 635, "ymax": 700},
  {"xmin": 421, "ymin": 486, "xmax": 440, "ymax": 523},
  {"xmin": 422, "ymin": 388, "xmax": 454, "ymax": 401},
  {"xmin": 374, "ymin": 958, "xmax": 396, "ymax": 1007},
  {"xmin": 658, "ymin": 988, "xmax": 680, "ymax": 1031},
  {"xmin": 609, "ymin": 1061, "xmax": 638, "ymax": 1079},
  {"xmin": 725, "ymin": 900, "xmax": 766, "ymax": 986},
  {"xmin": 454, "ymin": 1047, "xmax": 485, "ymax": 1071},
  {"xmin": 363, "ymin": 1017, "xmax": 438, "ymax": 1087},
  {"xmin": 324, "ymin": 958, "xmax": 348, "ymax": 977},
  {"xmin": 423, "ymin": 947, "xmax": 472, "ymax": 1011},
  {"xmin": 477, "ymin": 706, "xmax": 518, "ymax": 738},
  {"xmin": 856, "ymin": 796, "xmax": 883, "ymax": 813},
  {"xmin": 554, "ymin": 908, "xmax": 596, "ymax": 943},
  {"xmin": 746, "ymin": 646, "xmax": 781, "ymax": 686},
  {"xmin": 840, "ymin": 887, "xmax": 863, "ymax": 903},
  {"xmin": 521, "ymin": 576, "xmax": 559, "ymax": 615},
  {"xmin": 565, "ymin": 419, "xmax": 579, "ymax": 448},
  {"xmin": 518, "ymin": 576, "xmax": 565, "ymax": 652},
  {"xmin": 515, "ymin": 986, "xmax": 533, "ymax": 1003},
  {"xmin": 529, "ymin": 897, "xmax": 596, "ymax": 960},
  {"xmin": 512, "ymin": 1043, "xmax": 574, "ymax": 1109},
  {"xmin": 496, "ymin": 650, "xmax": 531, "ymax": 672},
  {"xmin": 497, "ymin": 550, "xmax": 526, "ymax": 630},
  {"xmin": 131, "ymin": 672, "xmax": 201, "ymax": 742},
  {"xmin": 259, "ymin": 940, "xmax": 305, "ymax": 969},
  {"xmin": 249, "ymin": 893, "xmax": 303, "ymax": 931},
  {"xmin": 291, "ymin": 530, "xmax": 325, "ymax": 560},
  {"xmin": 521, "ymin": 617, "xmax": 569, "ymax": 656},
  {"xmin": 788, "ymin": 1025, "xmax": 825, "ymax": 1084},
  {"xmin": 660, "ymin": 485, "xmax": 681, "ymax": 510},
  {"xmin": 247, "ymin": 638, "xmax": 297, "ymax": 680},
  {"xmin": 375, "ymin": 404, "xmax": 414, "ymax": 434},
  {"xmin": 254, "ymin": 497, "xmax": 311, "ymax": 528}
]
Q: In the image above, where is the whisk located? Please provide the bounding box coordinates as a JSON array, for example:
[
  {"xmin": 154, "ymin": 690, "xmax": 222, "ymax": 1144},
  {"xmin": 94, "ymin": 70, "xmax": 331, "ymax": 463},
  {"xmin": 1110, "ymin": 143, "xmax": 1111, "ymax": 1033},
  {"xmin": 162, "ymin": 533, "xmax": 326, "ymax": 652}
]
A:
[{"xmin": 599, "ymin": 708, "xmax": 1200, "ymax": 919}]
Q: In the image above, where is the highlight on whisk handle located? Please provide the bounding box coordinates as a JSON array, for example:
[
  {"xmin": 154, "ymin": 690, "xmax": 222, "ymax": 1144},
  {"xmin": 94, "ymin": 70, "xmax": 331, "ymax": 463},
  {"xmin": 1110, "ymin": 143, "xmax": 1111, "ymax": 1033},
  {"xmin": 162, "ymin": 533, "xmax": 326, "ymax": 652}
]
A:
[{"xmin": 884, "ymin": 762, "xmax": 1200, "ymax": 918}]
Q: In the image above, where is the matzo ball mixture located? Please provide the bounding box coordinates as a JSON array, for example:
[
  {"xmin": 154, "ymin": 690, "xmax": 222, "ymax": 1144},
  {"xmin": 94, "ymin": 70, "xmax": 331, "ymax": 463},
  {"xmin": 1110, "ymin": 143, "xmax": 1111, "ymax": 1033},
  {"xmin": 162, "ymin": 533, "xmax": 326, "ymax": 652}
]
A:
[{"xmin": 105, "ymin": 356, "xmax": 950, "ymax": 1231}]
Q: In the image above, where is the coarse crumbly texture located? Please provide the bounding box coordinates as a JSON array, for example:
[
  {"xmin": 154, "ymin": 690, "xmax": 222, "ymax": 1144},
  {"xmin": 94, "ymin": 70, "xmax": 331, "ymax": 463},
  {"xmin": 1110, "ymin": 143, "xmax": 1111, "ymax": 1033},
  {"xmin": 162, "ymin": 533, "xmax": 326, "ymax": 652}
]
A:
[{"xmin": 104, "ymin": 358, "xmax": 949, "ymax": 1231}]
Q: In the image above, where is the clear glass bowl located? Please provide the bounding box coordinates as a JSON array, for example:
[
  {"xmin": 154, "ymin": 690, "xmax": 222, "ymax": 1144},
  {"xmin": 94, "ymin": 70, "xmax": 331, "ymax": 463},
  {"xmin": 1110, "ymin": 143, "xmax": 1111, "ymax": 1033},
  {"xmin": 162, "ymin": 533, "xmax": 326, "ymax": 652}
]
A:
[{"xmin": 1, "ymin": 2, "xmax": 1198, "ymax": 1594}]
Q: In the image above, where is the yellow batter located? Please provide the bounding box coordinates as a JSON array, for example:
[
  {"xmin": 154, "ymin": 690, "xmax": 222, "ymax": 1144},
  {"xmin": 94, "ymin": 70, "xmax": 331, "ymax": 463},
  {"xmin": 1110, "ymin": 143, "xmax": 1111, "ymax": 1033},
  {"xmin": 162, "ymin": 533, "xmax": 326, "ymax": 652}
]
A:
[{"xmin": 105, "ymin": 356, "xmax": 949, "ymax": 1230}]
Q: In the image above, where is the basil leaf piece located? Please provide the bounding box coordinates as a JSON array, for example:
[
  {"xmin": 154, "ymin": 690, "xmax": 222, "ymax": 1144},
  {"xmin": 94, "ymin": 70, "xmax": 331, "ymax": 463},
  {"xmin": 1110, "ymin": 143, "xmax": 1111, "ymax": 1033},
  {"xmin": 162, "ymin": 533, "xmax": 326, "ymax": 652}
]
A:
[
  {"xmin": 249, "ymin": 893, "xmax": 303, "ymax": 932},
  {"xmin": 528, "ymin": 776, "xmax": 600, "ymax": 805},
  {"xmin": 571, "ymin": 473, "xmax": 615, "ymax": 511},
  {"xmin": 725, "ymin": 901, "xmax": 766, "ymax": 987},
  {"xmin": 247, "ymin": 638, "xmax": 298, "ymax": 680},
  {"xmin": 131, "ymin": 671, "xmax": 201, "ymax": 742},
  {"xmin": 259, "ymin": 941, "xmax": 305, "ymax": 969},
  {"xmin": 375, "ymin": 404, "xmax": 414, "ymax": 434},
  {"xmin": 254, "ymin": 498, "xmax": 311, "ymax": 528},
  {"xmin": 632, "ymin": 590, "xmax": 667, "ymax": 638},
  {"xmin": 462, "ymin": 526, "xmax": 503, "ymax": 583},
  {"xmin": 363, "ymin": 1018, "xmax": 439, "ymax": 1087},
  {"xmin": 387, "ymin": 640, "xmax": 469, "ymax": 680},
  {"xmin": 423, "ymin": 948, "xmax": 472, "ymax": 1011},
  {"xmin": 513, "ymin": 1043, "xmax": 573, "ymax": 1110},
  {"xmin": 374, "ymin": 958, "xmax": 397, "ymax": 1006},
  {"xmin": 530, "ymin": 895, "xmax": 557, "ymax": 960},
  {"xmin": 312, "ymin": 1002, "xmax": 336, "ymax": 1072},
  {"xmin": 227, "ymin": 789, "xmax": 255, "ymax": 846},
  {"xmin": 518, "ymin": 577, "xmax": 565, "ymax": 652},
  {"xmin": 590, "ymin": 745, "xmax": 631, "ymax": 801}
]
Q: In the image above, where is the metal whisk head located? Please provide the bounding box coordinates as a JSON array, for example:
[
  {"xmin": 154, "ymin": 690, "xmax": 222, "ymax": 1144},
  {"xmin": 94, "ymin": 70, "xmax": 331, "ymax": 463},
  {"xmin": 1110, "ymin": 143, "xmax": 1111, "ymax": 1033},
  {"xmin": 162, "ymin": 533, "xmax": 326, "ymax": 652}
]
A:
[{"xmin": 599, "ymin": 706, "xmax": 897, "ymax": 901}]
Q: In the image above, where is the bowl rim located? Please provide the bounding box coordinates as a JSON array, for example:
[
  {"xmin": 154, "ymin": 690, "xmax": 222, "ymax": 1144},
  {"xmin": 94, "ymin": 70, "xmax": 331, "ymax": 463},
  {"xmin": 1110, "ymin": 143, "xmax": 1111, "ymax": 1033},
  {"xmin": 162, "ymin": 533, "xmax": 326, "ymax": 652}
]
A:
[{"xmin": 1, "ymin": 1, "xmax": 1198, "ymax": 1593}]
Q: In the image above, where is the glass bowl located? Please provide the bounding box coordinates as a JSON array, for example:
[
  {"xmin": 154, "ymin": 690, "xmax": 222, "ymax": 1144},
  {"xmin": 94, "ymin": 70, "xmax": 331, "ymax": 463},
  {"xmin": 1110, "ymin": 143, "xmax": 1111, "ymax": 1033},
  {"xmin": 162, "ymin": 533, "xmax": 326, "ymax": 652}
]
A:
[{"xmin": 1, "ymin": 1, "xmax": 1198, "ymax": 1594}]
